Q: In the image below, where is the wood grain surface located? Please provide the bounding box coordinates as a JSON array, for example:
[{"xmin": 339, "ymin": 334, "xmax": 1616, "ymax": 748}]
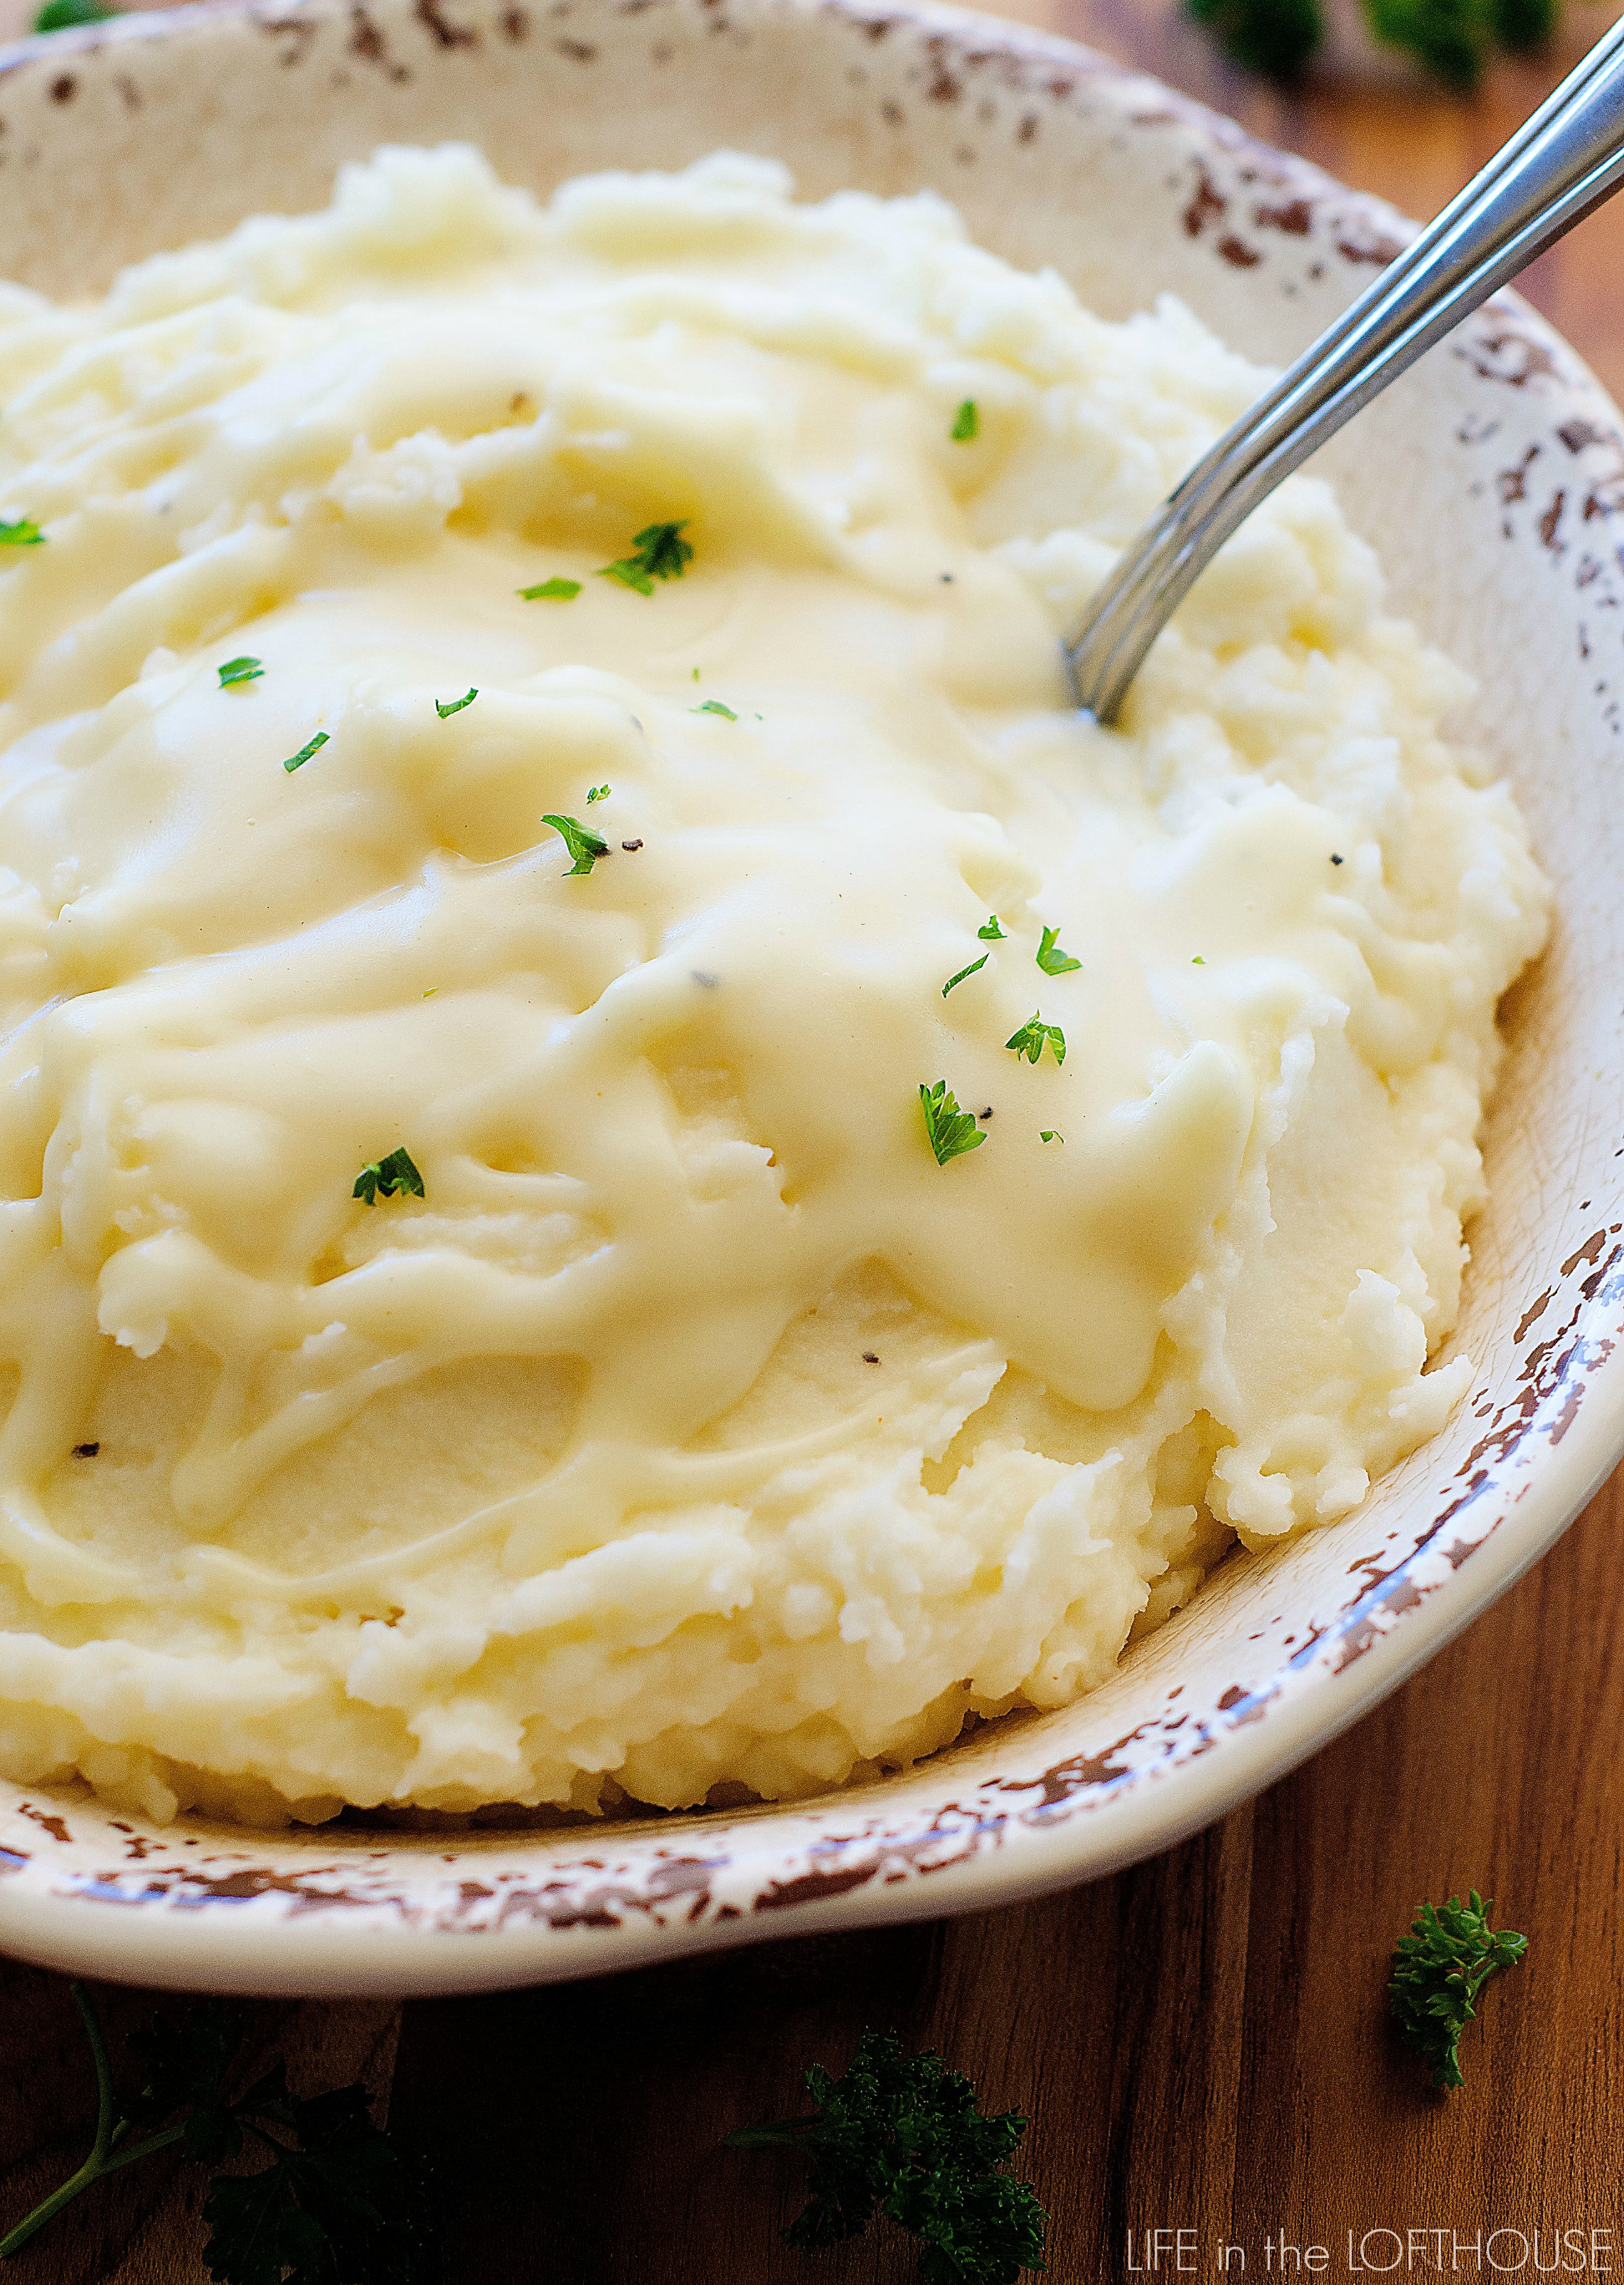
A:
[{"xmin": 1, "ymin": 1, "xmax": 1622, "ymax": 2277}]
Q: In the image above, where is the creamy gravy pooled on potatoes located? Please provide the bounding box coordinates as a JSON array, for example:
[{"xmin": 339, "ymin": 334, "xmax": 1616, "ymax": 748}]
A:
[{"xmin": 0, "ymin": 149, "xmax": 1548, "ymax": 1824}]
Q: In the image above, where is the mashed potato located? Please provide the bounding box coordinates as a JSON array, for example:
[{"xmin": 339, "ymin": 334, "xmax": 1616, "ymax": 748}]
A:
[{"xmin": 0, "ymin": 147, "xmax": 1547, "ymax": 1826}]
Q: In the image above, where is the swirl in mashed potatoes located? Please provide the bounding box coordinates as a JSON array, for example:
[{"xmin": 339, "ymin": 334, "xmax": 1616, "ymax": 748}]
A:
[{"xmin": 0, "ymin": 147, "xmax": 1548, "ymax": 1825}]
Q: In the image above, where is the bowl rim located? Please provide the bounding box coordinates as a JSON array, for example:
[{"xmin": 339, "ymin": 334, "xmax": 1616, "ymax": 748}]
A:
[{"xmin": 0, "ymin": 0, "xmax": 1620, "ymax": 1997}]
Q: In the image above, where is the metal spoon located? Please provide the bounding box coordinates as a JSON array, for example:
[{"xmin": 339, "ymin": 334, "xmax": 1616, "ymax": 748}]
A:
[{"xmin": 1067, "ymin": 14, "xmax": 1624, "ymax": 723}]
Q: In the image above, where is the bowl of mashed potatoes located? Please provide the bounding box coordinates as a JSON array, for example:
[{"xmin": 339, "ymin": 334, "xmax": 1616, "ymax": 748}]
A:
[{"xmin": 0, "ymin": 0, "xmax": 1616, "ymax": 1996}]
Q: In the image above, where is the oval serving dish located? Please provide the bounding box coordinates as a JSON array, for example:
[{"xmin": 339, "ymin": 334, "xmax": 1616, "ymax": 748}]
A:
[{"xmin": 0, "ymin": 0, "xmax": 1620, "ymax": 1996}]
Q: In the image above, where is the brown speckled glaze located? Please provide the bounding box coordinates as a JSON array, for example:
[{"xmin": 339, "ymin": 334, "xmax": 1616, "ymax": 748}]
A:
[{"xmin": 0, "ymin": 0, "xmax": 1620, "ymax": 1997}]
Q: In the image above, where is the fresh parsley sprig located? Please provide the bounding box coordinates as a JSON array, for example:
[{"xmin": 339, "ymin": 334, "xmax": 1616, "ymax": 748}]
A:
[
  {"xmin": 1186, "ymin": 0, "xmax": 1551, "ymax": 85},
  {"xmin": 543, "ymin": 813, "xmax": 611, "ymax": 876},
  {"xmin": 919, "ymin": 1080, "xmax": 985, "ymax": 1167},
  {"xmin": 1389, "ymin": 1891, "xmax": 1528, "ymax": 2089},
  {"xmin": 0, "ymin": 1983, "xmax": 439, "ymax": 2283},
  {"xmin": 598, "ymin": 521, "xmax": 693, "ymax": 595},
  {"xmin": 353, "ymin": 1146, "xmax": 424, "ymax": 1205},
  {"xmin": 725, "ymin": 2028, "xmax": 1047, "ymax": 2284}
]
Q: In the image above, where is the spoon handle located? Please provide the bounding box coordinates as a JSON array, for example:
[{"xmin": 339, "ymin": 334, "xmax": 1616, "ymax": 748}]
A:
[{"xmin": 1066, "ymin": 14, "xmax": 1624, "ymax": 724}]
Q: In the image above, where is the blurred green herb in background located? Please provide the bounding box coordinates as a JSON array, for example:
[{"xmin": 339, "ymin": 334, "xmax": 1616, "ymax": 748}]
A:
[
  {"xmin": 31, "ymin": 0, "xmax": 117, "ymax": 29},
  {"xmin": 1187, "ymin": 0, "xmax": 1554, "ymax": 86}
]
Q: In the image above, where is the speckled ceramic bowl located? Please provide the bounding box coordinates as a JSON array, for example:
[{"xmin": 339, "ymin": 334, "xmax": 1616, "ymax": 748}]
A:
[{"xmin": 0, "ymin": 0, "xmax": 1620, "ymax": 1997}]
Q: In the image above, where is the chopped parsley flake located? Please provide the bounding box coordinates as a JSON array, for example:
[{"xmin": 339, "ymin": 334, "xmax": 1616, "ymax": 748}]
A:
[
  {"xmin": 518, "ymin": 577, "xmax": 581, "ymax": 601},
  {"xmin": 977, "ymin": 915, "xmax": 1005, "ymax": 941},
  {"xmin": 435, "ymin": 687, "xmax": 478, "ymax": 719},
  {"xmin": 1040, "ymin": 1129, "xmax": 1063, "ymax": 1144},
  {"xmin": 1036, "ymin": 925, "xmax": 1082, "ymax": 976},
  {"xmin": 586, "ymin": 784, "xmax": 610, "ymax": 803},
  {"xmin": 1331, "ymin": 853, "xmax": 1345, "ymax": 865},
  {"xmin": 0, "ymin": 516, "xmax": 43, "ymax": 547},
  {"xmin": 543, "ymin": 812, "xmax": 611, "ymax": 876},
  {"xmin": 353, "ymin": 1146, "xmax": 424, "ymax": 1206},
  {"xmin": 282, "ymin": 730, "xmax": 328, "ymax": 774},
  {"xmin": 598, "ymin": 520, "xmax": 693, "ymax": 595},
  {"xmin": 919, "ymin": 1080, "xmax": 986, "ymax": 1167},
  {"xmin": 422, "ymin": 988, "xmax": 438, "ymax": 998},
  {"xmin": 942, "ymin": 954, "xmax": 989, "ymax": 998},
  {"xmin": 1006, "ymin": 1012, "xmax": 1066, "ymax": 1066},
  {"xmin": 693, "ymin": 700, "xmax": 737, "ymax": 720},
  {"xmin": 1191, "ymin": 954, "xmax": 1205, "ymax": 965},
  {"xmin": 951, "ymin": 400, "xmax": 979, "ymax": 442},
  {"xmin": 217, "ymin": 656, "xmax": 263, "ymax": 688}
]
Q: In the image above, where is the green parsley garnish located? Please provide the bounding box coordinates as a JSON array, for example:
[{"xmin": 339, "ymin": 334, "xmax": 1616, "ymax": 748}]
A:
[
  {"xmin": 587, "ymin": 784, "xmax": 610, "ymax": 803},
  {"xmin": 1005, "ymin": 1013, "xmax": 1066, "ymax": 1066},
  {"xmin": 282, "ymin": 730, "xmax": 328, "ymax": 774},
  {"xmin": 978, "ymin": 915, "xmax": 1005, "ymax": 941},
  {"xmin": 942, "ymin": 954, "xmax": 989, "ymax": 998},
  {"xmin": 435, "ymin": 687, "xmax": 478, "ymax": 719},
  {"xmin": 1035, "ymin": 925, "xmax": 1081, "ymax": 976},
  {"xmin": 950, "ymin": 400, "xmax": 980, "ymax": 443},
  {"xmin": 1191, "ymin": 954, "xmax": 1206, "ymax": 965},
  {"xmin": 0, "ymin": 1983, "xmax": 438, "ymax": 2279},
  {"xmin": 0, "ymin": 516, "xmax": 44, "ymax": 546},
  {"xmin": 543, "ymin": 812, "xmax": 610, "ymax": 876},
  {"xmin": 597, "ymin": 520, "xmax": 693, "ymax": 595},
  {"xmin": 725, "ymin": 2028, "xmax": 1046, "ymax": 2282},
  {"xmin": 31, "ymin": 0, "xmax": 116, "ymax": 26},
  {"xmin": 919, "ymin": 1080, "xmax": 986, "ymax": 1167},
  {"xmin": 1040, "ymin": 1130, "xmax": 1062, "ymax": 1144},
  {"xmin": 353, "ymin": 1146, "xmax": 424, "ymax": 1206},
  {"xmin": 518, "ymin": 577, "xmax": 581, "ymax": 601},
  {"xmin": 217, "ymin": 656, "xmax": 263, "ymax": 688},
  {"xmin": 1389, "ymin": 1891, "xmax": 1528, "ymax": 2090},
  {"xmin": 693, "ymin": 699, "xmax": 737, "ymax": 720},
  {"xmin": 351, "ymin": 1151, "xmax": 424, "ymax": 1206}
]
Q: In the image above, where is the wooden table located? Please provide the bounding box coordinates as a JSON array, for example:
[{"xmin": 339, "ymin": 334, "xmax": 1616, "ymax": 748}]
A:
[{"xmin": 1, "ymin": 2, "xmax": 1622, "ymax": 2276}]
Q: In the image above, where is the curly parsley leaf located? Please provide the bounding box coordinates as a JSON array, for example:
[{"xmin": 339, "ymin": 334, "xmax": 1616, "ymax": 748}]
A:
[
  {"xmin": 598, "ymin": 520, "xmax": 693, "ymax": 595},
  {"xmin": 1035, "ymin": 926, "xmax": 1081, "ymax": 977},
  {"xmin": 1005, "ymin": 1013, "xmax": 1065, "ymax": 1067},
  {"xmin": 942, "ymin": 954, "xmax": 989, "ymax": 998},
  {"xmin": 725, "ymin": 2029, "xmax": 1046, "ymax": 2283},
  {"xmin": 950, "ymin": 400, "xmax": 979, "ymax": 443},
  {"xmin": 353, "ymin": 1146, "xmax": 424, "ymax": 1207},
  {"xmin": 218, "ymin": 656, "xmax": 264, "ymax": 689},
  {"xmin": 1389, "ymin": 1891, "xmax": 1528, "ymax": 2090},
  {"xmin": 518, "ymin": 577, "xmax": 581, "ymax": 601},
  {"xmin": 0, "ymin": 516, "xmax": 44, "ymax": 546},
  {"xmin": 282, "ymin": 732, "xmax": 328, "ymax": 775},
  {"xmin": 919, "ymin": 1081, "xmax": 987, "ymax": 1168},
  {"xmin": 434, "ymin": 688, "xmax": 477, "ymax": 719},
  {"xmin": 977, "ymin": 915, "xmax": 1005, "ymax": 941},
  {"xmin": 543, "ymin": 812, "xmax": 611, "ymax": 876}
]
